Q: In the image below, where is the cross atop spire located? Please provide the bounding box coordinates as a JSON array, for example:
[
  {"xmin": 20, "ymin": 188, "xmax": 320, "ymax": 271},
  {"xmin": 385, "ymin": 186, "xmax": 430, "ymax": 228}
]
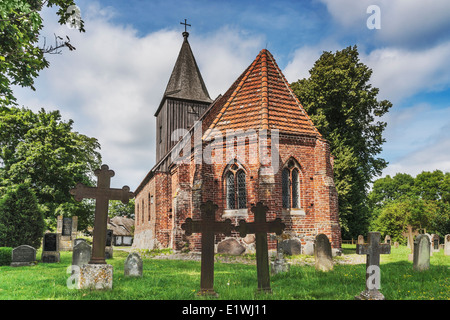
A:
[{"xmin": 180, "ymin": 19, "xmax": 191, "ymax": 39}]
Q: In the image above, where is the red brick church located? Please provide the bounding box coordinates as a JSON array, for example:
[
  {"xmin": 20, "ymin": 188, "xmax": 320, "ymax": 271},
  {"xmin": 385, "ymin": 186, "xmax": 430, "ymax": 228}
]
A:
[{"xmin": 133, "ymin": 29, "xmax": 341, "ymax": 253}]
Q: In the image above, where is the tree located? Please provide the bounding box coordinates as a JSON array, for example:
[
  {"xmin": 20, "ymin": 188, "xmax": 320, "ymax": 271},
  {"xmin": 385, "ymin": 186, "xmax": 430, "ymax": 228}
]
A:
[
  {"xmin": 291, "ymin": 45, "xmax": 392, "ymax": 238},
  {"xmin": 109, "ymin": 199, "xmax": 135, "ymax": 219},
  {"xmin": 0, "ymin": 0, "xmax": 85, "ymax": 107},
  {"xmin": 0, "ymin": 184, "xmax": 45, "ymax": 248},
  {"xmin": 0, "ymin": 106, "xmax": 101, "ymax": 228}
]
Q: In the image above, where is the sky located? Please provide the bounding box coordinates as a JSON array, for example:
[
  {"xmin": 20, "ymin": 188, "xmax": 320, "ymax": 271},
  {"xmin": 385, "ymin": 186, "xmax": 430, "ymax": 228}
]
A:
[{"xmin": 12, "ymin": 0, "xmax": 450, "ymax": 190}]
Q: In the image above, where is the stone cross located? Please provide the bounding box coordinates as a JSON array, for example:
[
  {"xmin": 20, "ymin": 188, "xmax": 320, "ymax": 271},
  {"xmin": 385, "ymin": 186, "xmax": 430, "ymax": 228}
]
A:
[
  {"xmin": 70, "ymin": 164, "xmax": 134, "ymax": 265},
  {"xmin": 402, "ymin": 225, "xmax": 419, "ymax": 260},
  {"xmin": 181, "ymin": 200, "xmax": 233, "ymax": 296},
  {"xmin": 355, "ymin": 232, "xmax": 391, "ymax": 300},
  {"xmin": 236, "ymin": 202, "xmax": 285, "ymax": 293}
]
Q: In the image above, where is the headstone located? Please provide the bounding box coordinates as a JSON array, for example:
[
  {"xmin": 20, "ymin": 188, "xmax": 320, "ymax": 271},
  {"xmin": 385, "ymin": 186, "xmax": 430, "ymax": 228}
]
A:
[
  {"xmin": 444, "ymin": 234, "xmax": 450, "ymax": 256},
  {"xmin": 303, "ymin": 241, "xmax": 315, "ymax": 255},
  {"xmin": 402, "ymin": 225, "xmax": 419, "ymax": 261},
  {"xmin": 431, "ymin": 234, "xmax": 440, "ymax": 252},
  {"xmin": 236, "ymin": 202, "xmax": 286, "ymax": 293},
  {"xmin": 424, "ymin": 234, "xmax": 433, "ymax": 256},
  {"xmin": 10, "ymin": 245, "xmax": 36, "ymax": 267},
  {"xmin": 105, "ymin": 229, "xmax": 114, "ymax": 259},
  {"xmin": 413, "ymin": 234, "xmax": 430, "ymax": 271},
  {"xmin": 358, "ymin": 235, "xmax": 364, "ymax": 244},
  {"xmin": 72, "ymin": 241, "xmax": 92, "ymax": 268},
  {"xmin": 279, "ymin": 238, "xmax": 302, "ymax": 255},
  {"xmin": 41, "ymin": 233, "xmax": 60, "ymax": 263},
  {"xmin": 124, "ymin": 252, "xmax": 143, "ymax": 277},
  {"xmin": 270, "ymin": 248, "xmax": 290, "ymax": 275},
  {"xmin": 394, "ymin": 242, "xmax": 399, "ymax": 249},
  {"xmin": 384, "ymin": 235, "xmax": 391, "ymax": 245},
  {"xmin": 70, "ymin": 164, "xmax": 134, "ymax": 290},
  {"xmin": 217, "ymin": 238, "xmax": 245, "ymax": 255},
  {"xmin": 181, "ymin": 200, "xmax": 233, "ymax": 296},
  {"xmin": 355, "ymin": 232, "xmax": 391, "ymax": 300},
  {"xmin": 57, "ymin": 215, "xmax": 78, "ymax": 251},
  {"xmin": 74, "ymin": 238, "xmax": 86, "ymax": 246},
  {"xmin": 62, "ymin": 217, "xmax": 72, "ymax": 236},
  {"xmin": 314, "ymin": 234, "xmax": 333, "ymax": 272}
]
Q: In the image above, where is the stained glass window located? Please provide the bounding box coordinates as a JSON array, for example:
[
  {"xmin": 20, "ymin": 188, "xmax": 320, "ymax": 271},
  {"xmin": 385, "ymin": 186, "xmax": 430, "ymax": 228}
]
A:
[
  {"xmin": 282, "ymin": 168, "xmax": 290, "ymax": 208},
  {"xmin": 237, "ymin": 170, "xmax": 246, "ymax": 209},
  {"xmin": 226, "ymin": 171, "xmax": 235, "ymax": 209}
]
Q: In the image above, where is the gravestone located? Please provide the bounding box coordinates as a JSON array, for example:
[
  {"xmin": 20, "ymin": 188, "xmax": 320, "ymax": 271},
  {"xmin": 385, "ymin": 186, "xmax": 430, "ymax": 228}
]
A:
[
  {"xmin": 355, "ymin": 232, "xmax": 390, "ymax": 300},
  {"xmin": 74, "ymin": 238, "xmax": 86, "ymax": 246},
  {"xmin": 394, "ymin": 242, "xmax": 399, "ymax": 249},
  {"xmin": 303, "ymin": 241, "xmax": 315, "ymax": 255},
  {"xmin": 124, "ymin": 252, "xmax": 143, "ymax": 277},
  {"xmin": 430, "ymin": 234, "xmax": 440, "ymax": 252},
  {"xmin": 402, "ymin": 225, "xmax": 419, "ymax": 261},
  {"xmin": 181, "ymin": 200, "xmax": 233, "ymax": 296},
  {"xmin": 236, "ymin": 202, "xmax": 285, "ymax": 293},
  {"xmin": 11, "ymin": 245, "xmax": 36, "ymax": 267},
  {"xmin": 444, "ymin": 234, "xmax": 450, "ymax": 256},
  {"xmin": 72, "ymin": 241, "xmax": 92, "ymax": 268},
  {"xmin": 384, "ymin": 235, "xmax": 391, "ymax": 245},
  {"xmin": 279, "ymin": 238, "xmax": 302, "ymax": 255},
  {"xmin": 41, "ymin": 233, "xmax": 60, "ymax": 263},
  {"xmin": 413, "ymin": 234, "xmax": 430, "ymax": 271},
  {"xmin": 424, "ymin": 234, "xmax": 433, "ymax": 257},
  {"xmin": 105, "ymin": 229, "xmax": 114, "ymax": 259},
  {"xmin": 70, "ymin": 164, "xmax": 134, "ymax": 290},
  {"xmin": 270, "ymin": 235, "xmax": 290, "ymax": 275},
  {"xmin": 57, "ymin": 216, "xmax": 78, "ymax": 251},
  {"xmin": 314, "ymin": 234, "xmax": 333, "ymax": 272}
]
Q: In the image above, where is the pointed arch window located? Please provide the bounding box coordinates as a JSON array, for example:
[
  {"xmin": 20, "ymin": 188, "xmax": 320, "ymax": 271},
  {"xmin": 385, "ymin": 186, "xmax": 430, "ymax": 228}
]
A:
[
  {"xmin": 282, "ymin": 160, "xmax": 301, "ymax": 209},
  {"xmin": 225, "ymin": 164, "xmax": 247, "ymax": 210}
]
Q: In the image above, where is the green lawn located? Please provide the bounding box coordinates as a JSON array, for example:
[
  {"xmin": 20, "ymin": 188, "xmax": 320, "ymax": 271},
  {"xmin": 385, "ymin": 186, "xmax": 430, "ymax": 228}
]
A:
[{"xmin": 0, "ymin": 245, "xmax": 448, "ymax": 300}]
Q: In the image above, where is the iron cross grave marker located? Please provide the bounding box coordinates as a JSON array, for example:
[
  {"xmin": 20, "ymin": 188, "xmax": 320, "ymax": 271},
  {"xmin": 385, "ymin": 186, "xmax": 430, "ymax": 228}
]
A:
[
  {"xmin": 236, "ymin": 202, "xmax": 285, "ymax": 293},
  {"xmin": 181, "ymin": 200, "xmax": 233, "ymax": 296},
  {"xmin": 70, "ymin": 164, "xmax": 134, "ymax": 265},
  {"xmin": 355, "ymin": 232, "xmax": 391, "ymax": 300}
]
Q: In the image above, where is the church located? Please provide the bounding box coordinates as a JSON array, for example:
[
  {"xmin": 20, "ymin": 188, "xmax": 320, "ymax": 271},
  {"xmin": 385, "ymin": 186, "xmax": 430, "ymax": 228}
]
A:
[{"xmin": 133, "ymin": 28, "xmax": 341, "ymax": 253}]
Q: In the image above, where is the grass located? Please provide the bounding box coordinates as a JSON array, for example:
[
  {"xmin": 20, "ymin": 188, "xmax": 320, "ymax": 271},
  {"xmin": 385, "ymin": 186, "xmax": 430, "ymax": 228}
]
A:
[{"xmin": 0, "ymin": 245, "xmax": 448, "ymax": 300}]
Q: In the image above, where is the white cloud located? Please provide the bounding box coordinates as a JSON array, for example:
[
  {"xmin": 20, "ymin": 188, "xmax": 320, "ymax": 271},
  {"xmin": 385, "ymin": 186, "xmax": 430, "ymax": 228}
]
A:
[{"xmin": 12, "ymin": 3, "xmax": 264, "ymax": 190}]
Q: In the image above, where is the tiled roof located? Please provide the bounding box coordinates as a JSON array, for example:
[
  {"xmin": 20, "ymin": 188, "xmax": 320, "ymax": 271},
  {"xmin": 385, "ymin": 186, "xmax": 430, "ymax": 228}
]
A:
[{"xmin": 204, "ymin": 49, "xmax": 320, "ymax": 138}]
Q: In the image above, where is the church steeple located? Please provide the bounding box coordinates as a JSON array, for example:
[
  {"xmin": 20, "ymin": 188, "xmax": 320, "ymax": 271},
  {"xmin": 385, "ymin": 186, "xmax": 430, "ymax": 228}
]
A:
[{"xmin": 154, "ymin": 22, "xmax": 213, "ymax": 166}]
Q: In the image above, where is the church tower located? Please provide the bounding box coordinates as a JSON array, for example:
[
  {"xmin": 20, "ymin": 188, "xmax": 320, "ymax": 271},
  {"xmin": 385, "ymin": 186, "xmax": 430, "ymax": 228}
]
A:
[{"xmin": 154, "ymin": 27, "xmax": 212, "ymax": 167}]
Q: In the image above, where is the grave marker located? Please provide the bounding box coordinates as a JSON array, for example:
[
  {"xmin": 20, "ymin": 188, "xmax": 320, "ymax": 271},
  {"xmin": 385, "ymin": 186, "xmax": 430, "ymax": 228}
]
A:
[
  {"xmin": 181, "ymin": 200, "xmax": 233, "ymax": 296},
  {"xmin": 124, "ymin": 252, "xmax": 143, "ymax": 277},
  {"xmin": 41, "ymin": 233, "xmax": 60, "ymax": 263},
  {"xmin": 236, "ymin": 202, "xmax": 285, "ymax": 293},
  {"xmin": 70, "ymin": 164, "xmax": 133, "ymax": 290},
  {"xmin": 72, "ymin": 240, "xmax": 91, "ymax": 269},
  {"xmin": 444, "ymin": 234, "xmax": 450, "ymax": 256},
  {"xmin": 413, "ymin": 234, "xmax": 430, "ymax": 271},
  {"xmin": 355, "ymin": 232, "xmax": 390, "ymax": 300},
  {"xmin": 314, "ymin": 234, "xmax": 333, "ymax": 272},
  {"xmin": 11, "ymin": 245, "xmax": 36, "ymax": 267},
  {"xmin": 402, "ymin": 225, "xmax": 419, "ymax": 261}
]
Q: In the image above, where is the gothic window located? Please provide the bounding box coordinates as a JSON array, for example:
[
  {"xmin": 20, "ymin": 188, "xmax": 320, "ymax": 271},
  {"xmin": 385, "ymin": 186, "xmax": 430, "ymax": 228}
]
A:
[
  {"xmin": 225, "ymin": 164, "xmax": 247, "ymax": 209},
  {"xmin": 282, "ymin": 160, "xmax": 301, "ymax": 209}
]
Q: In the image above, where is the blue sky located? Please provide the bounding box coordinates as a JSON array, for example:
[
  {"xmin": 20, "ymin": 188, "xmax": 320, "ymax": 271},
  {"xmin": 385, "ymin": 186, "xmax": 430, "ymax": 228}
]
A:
[{"xmin": 12, "ymin": 0, "xmax": 450, "ymax": 190}]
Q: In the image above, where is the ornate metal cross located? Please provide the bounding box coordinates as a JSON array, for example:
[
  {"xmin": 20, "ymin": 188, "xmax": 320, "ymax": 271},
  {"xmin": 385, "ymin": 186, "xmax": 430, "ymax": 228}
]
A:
[
  {"xmin": 355, "ymin": 232, "xmax": 391, "ymax": 300},
  {"xmin": 236, "ymin": 202, "xmax": 285, "ymax": 293},
  {"xmin": 181, "ymin": 200, "xmax": 233, "ymax": 296},
  {"xmin": 180, "ymin": 19, "xmax": 191, "ymax": 32},
  {"xmin": 70, "ymin": 164, "xmax": 134, "ymax": 265}
]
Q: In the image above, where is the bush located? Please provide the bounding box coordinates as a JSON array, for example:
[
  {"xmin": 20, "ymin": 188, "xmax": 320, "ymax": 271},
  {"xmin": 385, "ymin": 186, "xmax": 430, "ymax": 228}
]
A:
[
  {"xmin": 0, "ymin": 247, "xmax": 12, "ymax": 266},
  {"xmin": 0, "ymin": 184, "xmax": 45, "ymax": 248}
]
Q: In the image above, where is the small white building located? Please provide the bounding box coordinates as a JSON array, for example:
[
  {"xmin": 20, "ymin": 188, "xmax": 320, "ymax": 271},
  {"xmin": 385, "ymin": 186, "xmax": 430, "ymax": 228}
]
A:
[{"xmin": 107, "ymin": 216, "xmax": 134, "ymax": 246}]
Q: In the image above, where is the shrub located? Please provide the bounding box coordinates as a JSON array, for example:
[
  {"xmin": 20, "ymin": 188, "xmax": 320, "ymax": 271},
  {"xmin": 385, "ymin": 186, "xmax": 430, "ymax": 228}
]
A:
[{"xmin": 0, "ymin": 247, "xmax": 12, "ymax": 266}]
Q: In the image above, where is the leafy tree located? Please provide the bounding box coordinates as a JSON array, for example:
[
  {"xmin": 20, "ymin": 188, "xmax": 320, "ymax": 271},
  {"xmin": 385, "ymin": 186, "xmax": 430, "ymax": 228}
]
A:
[
  {"xmin": 0, "ymin": 106, "xmax": 101, "ymax": 228},
  {"xmin": 109, "ymin": 199, "xmax": 135, "ymax": 219},
  {"xmin": 291, "ymin": 45, "xmax": 392, "ymax": 238},
  {"xmin": 0, "ymin": 0, "xmax": 85, "ymax": 107},
  {"xmin": 0, "ymin": 184, "xmax": 45, "ymax": 248}
]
